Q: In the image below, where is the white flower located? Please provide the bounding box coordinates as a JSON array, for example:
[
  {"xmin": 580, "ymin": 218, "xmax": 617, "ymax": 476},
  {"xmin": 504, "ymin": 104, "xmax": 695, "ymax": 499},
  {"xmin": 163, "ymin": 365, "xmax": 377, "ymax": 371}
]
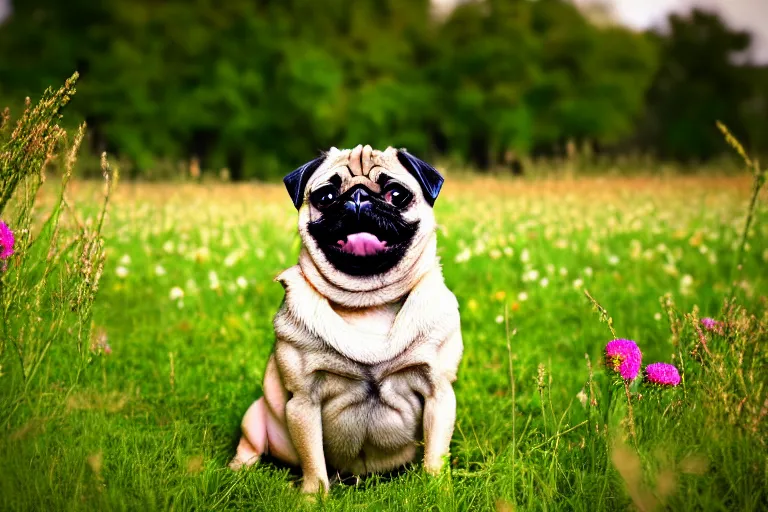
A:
[
  {"xmin": 539, "ymin": 278, "xmax": 549, "ymax": 288},
  {"xmin": 522, "ymin": 269, "xmax": 539, "ymax": 282},
  {"xmin": 193, "ymin": 247, "xmax": 211, "ymax": 263},
  {"xmin": 503, "ymin": 247, "xmax": 514, "ymax": 257},
  {"xmin": 169, "ymin": 286, "xmax": 184, "ymax": 300},
  {"xmin": 607, "ymin": 255, "xmax": 620, "ymax": 266},
  {"xmin": 119, "ymin": 254, "xmax": 131, "ymax": 265},
  {"xmin": 573, "ymin": 278, "xmax": 584, "ymax": 289},
  {"xmin": 185, "ymin": 278, "xmax": 199, "ymax": 294},
  {"xmin": 209, "ymin": 271, "xmax": 220, "ymax": 290},
  {"xmin": 162, "ymin": 241, "xmax": 175, "ymax": 253},
  {"xmin": 115, "ymin": 266, "xmax": 129, "ymax": 278},
  {"xmin": 454, "ymin": 248, "xmax": 471, "ymax": 263},
  {"xmin": 654, "ymin": 312, "xmax": 662, "ymax": 321},
  {"xmin": 680, "ymin": 274, "xmax": 694, "ymax": 288},
  {"xmin": 154, "ymin": 265, "xmax": 167, "ymax": 276},
  {"xmin": 577, "ymin": 389, "xmax": 587, "ymax": 408},
  {"xmin": 495, "ymin": 315, "xmax": 504, "ymax": 324},
  {"xmin": 520, "ymin": 249, "xmax": 530, "ymax": 263},
  {"xmin": 489, "ymin": 248, "xmax": 502, "ymax": 260},
  {"xmin": 208, "ymin": 270, "xmax": 221, "ymax": 290},
  {"xmin": 559, "ymin": 267, "xmax": 568, "ymax": 277},
  {"xmin": 517, "ymin": 291, "xmax": 529, "ymax": 302},
  {"xmin": 546, "ymin": 264, "xmax": 555, "ymax": 275},
  {"xmin": 584, "ymin": 267, "xmax": 593, "ymax": 277},
  {"xmin": 236, "ymin": 276, "xmax": 248, "ymax": 289},
  {"xmin": 224, "ymin": 250, "xmax": 242, "ymax": 268}
]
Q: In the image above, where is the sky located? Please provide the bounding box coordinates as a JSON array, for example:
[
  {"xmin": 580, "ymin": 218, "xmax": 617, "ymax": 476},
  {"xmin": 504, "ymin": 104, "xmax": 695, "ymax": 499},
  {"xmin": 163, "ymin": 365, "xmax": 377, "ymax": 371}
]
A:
[
  {"xmin": 1, "ymin": 0, "xmax": 766, "ymax": 61},
  {"xmin": 573, "ymin": 0, "xmax": 768, "ymax": 62}
]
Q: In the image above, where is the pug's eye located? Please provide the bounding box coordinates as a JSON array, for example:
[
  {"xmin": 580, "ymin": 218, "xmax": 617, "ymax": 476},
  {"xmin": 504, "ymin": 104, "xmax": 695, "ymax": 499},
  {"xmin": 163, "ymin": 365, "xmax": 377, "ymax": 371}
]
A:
[
  {"xmin": 309, "ymin": 185, "xmax": 339, "ymax": 209},
  {"xmin": 383, "ymin": 183, "xmax": 413, "ymax": 208}
]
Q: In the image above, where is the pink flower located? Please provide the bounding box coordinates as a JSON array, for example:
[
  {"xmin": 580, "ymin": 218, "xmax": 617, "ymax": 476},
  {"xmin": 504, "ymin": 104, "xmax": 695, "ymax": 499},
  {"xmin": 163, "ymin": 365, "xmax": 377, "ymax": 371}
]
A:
[
  {"xmin": 605, "ymin": 339, "xmax": 642, "ymax": 380},
  {"xmin": 0, "ymin": 220, "xmax": 14, "ymax": 260},
  {"xmin": 701, "ymin": 317, "xmax": 722, "ymax": 332},
  {"xmin": 645, "ymin": 362, "xmax": 681, "ymax": 386}
]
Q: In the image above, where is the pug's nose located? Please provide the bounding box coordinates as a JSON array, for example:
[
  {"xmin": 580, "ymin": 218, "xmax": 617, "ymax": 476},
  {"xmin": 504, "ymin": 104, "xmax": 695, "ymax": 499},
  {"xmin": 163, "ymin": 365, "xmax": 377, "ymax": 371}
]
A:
[{"xmin": 345, "ymin": 188, "xmax": 371, "ymax": 219}]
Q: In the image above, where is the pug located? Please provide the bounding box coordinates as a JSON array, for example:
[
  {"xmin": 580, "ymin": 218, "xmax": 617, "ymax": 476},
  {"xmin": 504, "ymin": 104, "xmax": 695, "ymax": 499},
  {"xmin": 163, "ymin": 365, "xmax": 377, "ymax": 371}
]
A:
[{"xmin": 229, "ymin": 145, "xmax": 463, "ymax": 494}]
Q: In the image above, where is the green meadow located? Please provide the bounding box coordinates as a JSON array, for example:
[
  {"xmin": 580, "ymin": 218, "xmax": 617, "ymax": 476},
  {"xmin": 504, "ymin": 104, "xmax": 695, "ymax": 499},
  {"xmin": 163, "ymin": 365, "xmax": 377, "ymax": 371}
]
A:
[{"xmin": 1, "ymin": 170, "xmax": 766, "ymax": 510}]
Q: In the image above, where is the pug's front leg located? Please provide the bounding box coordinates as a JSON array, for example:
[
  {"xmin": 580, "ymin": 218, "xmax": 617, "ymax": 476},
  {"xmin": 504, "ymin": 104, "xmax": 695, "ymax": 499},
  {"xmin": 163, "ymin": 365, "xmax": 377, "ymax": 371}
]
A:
[
  {"xmin": 285, "ymin": 394, "xmax": 329, "ymax": 494},
  {"xmin": 422, "ymin": 378, "xmax": 456, "ymax": 475}
]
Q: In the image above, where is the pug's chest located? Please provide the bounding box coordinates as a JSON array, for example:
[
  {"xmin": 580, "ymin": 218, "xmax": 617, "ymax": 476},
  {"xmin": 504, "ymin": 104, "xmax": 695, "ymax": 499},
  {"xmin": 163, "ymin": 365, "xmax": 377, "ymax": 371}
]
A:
[{"xmin": 308, "ymin": 303, "xmax": 436, "ymax": 471}]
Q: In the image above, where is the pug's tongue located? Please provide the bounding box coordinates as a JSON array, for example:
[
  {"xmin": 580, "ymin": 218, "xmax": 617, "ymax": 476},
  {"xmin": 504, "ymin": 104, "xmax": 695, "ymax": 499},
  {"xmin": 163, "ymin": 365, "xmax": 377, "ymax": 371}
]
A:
[{"xmin": 337, "ymin": 232, "xmax": 387, "ymax": 256}]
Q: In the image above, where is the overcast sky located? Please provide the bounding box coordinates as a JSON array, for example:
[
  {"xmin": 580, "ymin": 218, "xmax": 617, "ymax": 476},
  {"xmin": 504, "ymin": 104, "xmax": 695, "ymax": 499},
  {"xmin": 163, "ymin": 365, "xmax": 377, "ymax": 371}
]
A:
[
  {"xmin": 573, "ymin": 0, "xmax": 768, "ymax": 62},
  {"xmin": 1, "ymin": 0, "xmax": 766, "ymax": 61}
]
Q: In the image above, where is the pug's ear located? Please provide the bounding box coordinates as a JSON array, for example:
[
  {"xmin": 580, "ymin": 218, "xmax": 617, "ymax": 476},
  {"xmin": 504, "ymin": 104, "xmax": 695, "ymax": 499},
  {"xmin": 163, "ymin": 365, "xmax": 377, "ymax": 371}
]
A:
[
  {"xmin": 396, "ymin": 149, "xmax": 444, "ymax": 206},
  {"xmin": 283, "ymin": 155, "xmax": 327, "ymax": 209}
]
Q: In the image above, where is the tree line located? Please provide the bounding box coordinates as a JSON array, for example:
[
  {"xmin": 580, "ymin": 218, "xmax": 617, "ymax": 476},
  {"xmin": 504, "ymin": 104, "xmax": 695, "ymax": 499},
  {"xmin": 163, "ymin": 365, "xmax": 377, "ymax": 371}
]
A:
[{"xmin": 0, "ymin": 0, "xmax": 765, "ymax": 179}]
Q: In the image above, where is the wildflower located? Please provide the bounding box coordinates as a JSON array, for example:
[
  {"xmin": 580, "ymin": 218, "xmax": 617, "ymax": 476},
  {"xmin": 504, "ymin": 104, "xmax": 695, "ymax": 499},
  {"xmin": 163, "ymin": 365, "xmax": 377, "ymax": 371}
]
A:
[
  {"xmin": 90, "ymin": 328, "xmax": 112, "ymax": 355},
  {"xmin": 520, "ymin": 249, "xmax": 530, "ymax": 263},
  {"xmin": 0, "ymin": 220, "xmax": 15, "ymax": 269},
  {"xmin": 495, "ymin": 315, "xmax": 504, "ymax": 324},
  {"xmin": 584, "ymin": 267, "xmax": 593, "ymax": 277},
  {"xmin": 573, "ymin": 278, "xmax": 584, "ymax": 289},
  {"xmin": 194, "ymin": 247, "xmax": 211, "ymax": 263},
  {"xmin": 224, "ymin": 250, "xmax": 243, "ymax": 267},
  {"xmin": 115, "ymin": 266, "xmax": 129, "ymax": 278},
  {"xmin": 700, "ymin": 317, "xmax": 722, "ymax": 332},
  {"xmin": 517, "ymin": 291, "xmax": 529, "ymax": 302},
  {"xmin": 539, "ymin": 277, "xmax": 549, "ymax": 288},
  {"xmin": 236, "ymin": 276, "xmax": 248, "ymax": 289},
  {"xmin": 644, "ymin": 363, "xmax": 681, "ymax": 386},
  {"xmin": 608, "ymin": 255, "xmax": 620, "ymax": 266},
  {"xmin": 154, "ymin": 264, "xmax": 167, "ymax": 276},
  {"xmin": 169, "ymin": 287, "xmax": 184, "ymax": 300},
  {"xmin": 605, "ymin": 339, "xmax": 642, "ymax": 380},
  {"xmin": 489, "ymin": 248, "xmax": 502, "ymax": 260},
  {"xmin": 522, "ymin": 269, "xmax": 539, "ymax": 282},
  {"xmin": 208, "ymin": 271, "xmax": 220, "ymax": 290},
  {"xmin": 576, "ymin": 389, "xmax": 588, "ymax": 408},
  {"xmin": 654, "ymin": 312, "xmax": 662, "ymax": 321},
  {"xmin": 454, "ymin": 248, "xmax": 471, "ymax": 263},
  {"xmin": 119, "ymin": 254, "xmax": 131, "ymax": 265}
]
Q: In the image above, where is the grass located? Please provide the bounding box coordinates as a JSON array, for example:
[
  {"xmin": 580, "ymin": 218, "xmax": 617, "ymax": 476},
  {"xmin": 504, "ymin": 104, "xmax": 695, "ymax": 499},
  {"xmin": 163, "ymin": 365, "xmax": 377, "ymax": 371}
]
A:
[{"xmin": 1, "ymin": 171, "xmax": 766, "ymax": 511}]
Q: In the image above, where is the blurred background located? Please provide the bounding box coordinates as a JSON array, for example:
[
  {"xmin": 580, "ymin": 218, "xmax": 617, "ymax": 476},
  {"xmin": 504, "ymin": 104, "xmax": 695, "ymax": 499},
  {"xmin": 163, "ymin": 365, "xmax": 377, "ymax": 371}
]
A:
[{"xmin": 0, "ymin": 0, "xmax": 766, "ymax": 180}]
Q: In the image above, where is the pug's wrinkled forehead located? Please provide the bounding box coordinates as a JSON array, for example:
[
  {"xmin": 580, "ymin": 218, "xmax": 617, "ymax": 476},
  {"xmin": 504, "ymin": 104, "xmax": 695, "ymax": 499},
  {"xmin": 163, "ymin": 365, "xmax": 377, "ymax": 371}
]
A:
[
  {"xmin": 309, "ymin": 145, "xmax": 410, "ymax": 196},
  {"xmin": 283, "ymin": 145, "xmax": 444, "ymax": 210}
]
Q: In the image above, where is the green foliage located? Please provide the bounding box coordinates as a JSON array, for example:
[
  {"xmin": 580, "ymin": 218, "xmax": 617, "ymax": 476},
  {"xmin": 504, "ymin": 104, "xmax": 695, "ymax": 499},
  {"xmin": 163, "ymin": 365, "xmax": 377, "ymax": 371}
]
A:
[
  {"xmin": 0, "ymin": 75, "xmax": 114, "ymax": 413},
  {"xmin": 0, "ymin": 170, "xmax": 765, "ymax": 509},
  {"xmin": 6, "ymin": 0, "xmax": 747, "ymax": 178},
  {"xmin": 638, "ymin": 9, "xmax": 758, "ymax": 161}
]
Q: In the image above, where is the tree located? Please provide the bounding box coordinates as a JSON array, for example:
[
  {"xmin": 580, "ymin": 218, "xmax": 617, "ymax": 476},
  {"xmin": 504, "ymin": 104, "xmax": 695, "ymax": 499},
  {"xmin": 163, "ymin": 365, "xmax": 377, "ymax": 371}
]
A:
[{"xmin": 638, "ymin": 9, "xmax": 754, "ymax": 161}]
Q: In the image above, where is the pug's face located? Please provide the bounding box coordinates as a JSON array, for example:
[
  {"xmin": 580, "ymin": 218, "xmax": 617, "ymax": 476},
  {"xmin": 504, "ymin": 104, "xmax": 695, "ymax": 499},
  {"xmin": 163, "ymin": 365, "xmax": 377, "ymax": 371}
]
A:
[{"xmin": 284, "ymin": 145, "xmax": 444, "ymax": 286}]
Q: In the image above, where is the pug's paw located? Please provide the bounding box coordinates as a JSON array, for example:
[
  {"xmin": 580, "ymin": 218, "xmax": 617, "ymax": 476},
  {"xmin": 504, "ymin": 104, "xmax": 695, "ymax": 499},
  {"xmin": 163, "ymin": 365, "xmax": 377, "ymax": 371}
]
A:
[
  {"xmin": 300, "ymin": 475, "xmax": 329, "ymax": 495},
  {"xmin": 423, "ymin": 454, "xmax": 450, "ymax": 477}
]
